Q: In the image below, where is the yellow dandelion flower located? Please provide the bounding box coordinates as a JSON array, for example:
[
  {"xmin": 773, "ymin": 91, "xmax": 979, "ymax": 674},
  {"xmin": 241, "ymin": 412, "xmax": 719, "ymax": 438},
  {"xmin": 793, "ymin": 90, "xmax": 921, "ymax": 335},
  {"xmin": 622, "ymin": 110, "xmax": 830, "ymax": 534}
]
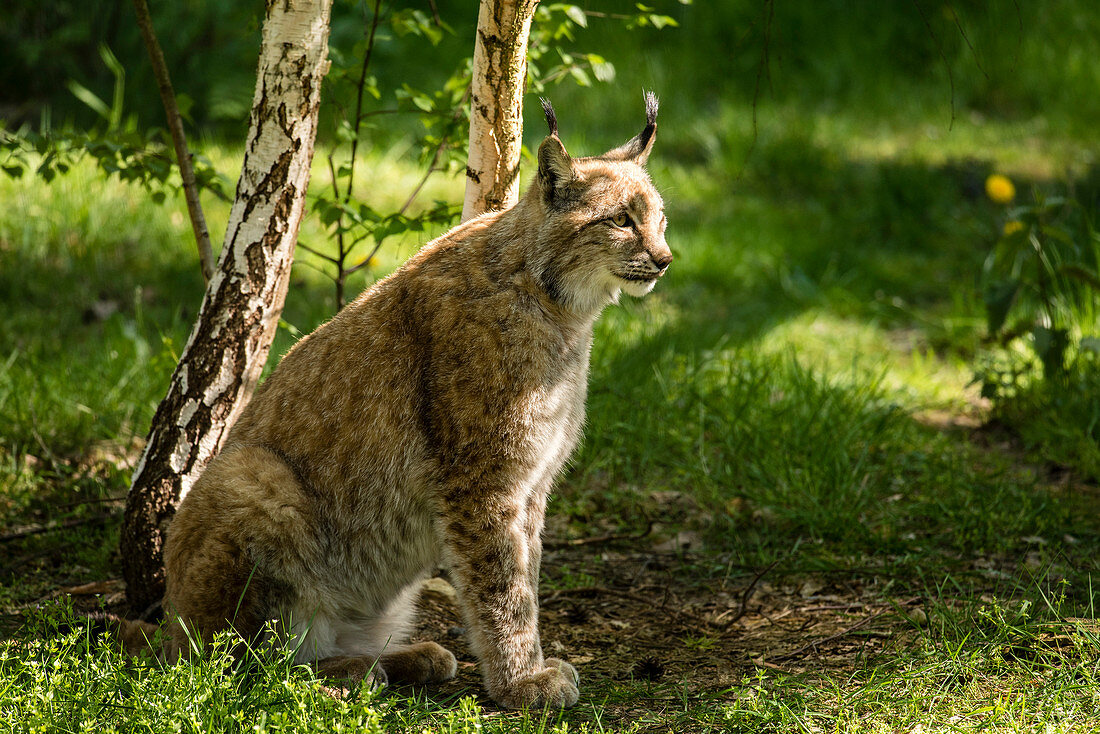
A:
[
  {"xmin": 985, "ymin": 174, "xmax": 1015, "ymax": 204},
  {"xmin": 1003, "ymin": 220, "xmax": 1025, "ymax": 237}
]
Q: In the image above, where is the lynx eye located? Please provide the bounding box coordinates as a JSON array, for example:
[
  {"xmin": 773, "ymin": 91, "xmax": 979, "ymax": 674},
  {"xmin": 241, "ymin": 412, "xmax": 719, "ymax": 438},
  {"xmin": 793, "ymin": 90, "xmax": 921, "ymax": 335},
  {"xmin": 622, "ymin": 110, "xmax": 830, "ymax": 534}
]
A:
[{"xmin": 610, "ymin": 212, "xmax": 632, "ymax": 228}]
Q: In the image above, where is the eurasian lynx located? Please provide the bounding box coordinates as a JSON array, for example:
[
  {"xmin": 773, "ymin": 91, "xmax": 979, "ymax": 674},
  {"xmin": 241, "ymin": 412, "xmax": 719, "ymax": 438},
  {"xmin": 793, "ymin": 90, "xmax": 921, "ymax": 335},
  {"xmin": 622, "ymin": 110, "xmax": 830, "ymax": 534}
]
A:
[{"xmin": 161, "ymin": 93, "xmax": 670, "ymax": 709}]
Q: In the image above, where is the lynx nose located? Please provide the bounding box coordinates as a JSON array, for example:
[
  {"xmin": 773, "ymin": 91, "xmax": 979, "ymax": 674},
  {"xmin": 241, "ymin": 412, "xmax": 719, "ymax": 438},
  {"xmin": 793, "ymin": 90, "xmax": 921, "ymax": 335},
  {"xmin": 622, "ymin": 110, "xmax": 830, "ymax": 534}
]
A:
[{"xmin": 652, "ymin": 251, "xmax": 673, "ymax": 273}]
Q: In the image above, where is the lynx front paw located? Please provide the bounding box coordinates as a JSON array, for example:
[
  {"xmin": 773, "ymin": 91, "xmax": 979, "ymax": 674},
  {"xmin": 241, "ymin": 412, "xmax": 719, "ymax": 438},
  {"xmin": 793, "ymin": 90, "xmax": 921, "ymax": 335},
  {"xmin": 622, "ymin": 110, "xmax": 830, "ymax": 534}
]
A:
[{"xmin": 492, "ymin": 658, "xmax": 580, "ymax": 709}]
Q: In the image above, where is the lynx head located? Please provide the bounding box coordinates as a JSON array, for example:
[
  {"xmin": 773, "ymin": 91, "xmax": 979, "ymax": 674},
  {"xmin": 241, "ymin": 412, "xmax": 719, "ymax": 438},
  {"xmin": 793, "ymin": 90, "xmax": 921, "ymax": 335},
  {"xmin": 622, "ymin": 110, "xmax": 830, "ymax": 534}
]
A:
[{"xmin": 529, "ymin": 92, "xmax": 671, "ymax": 314}]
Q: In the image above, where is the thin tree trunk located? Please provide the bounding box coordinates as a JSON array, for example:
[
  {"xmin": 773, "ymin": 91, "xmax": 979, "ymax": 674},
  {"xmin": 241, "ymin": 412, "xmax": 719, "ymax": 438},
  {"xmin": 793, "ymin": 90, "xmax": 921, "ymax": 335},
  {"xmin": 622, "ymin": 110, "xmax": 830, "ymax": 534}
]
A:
[
  {"xmin": 121, "ymin": 0, "xmax": 334, "ymax": 614},
  {"xmin": 131, "ymin": 0, "xmax": 216, "ymax": 283},
  {"xmin": 461, "ymin": 0, "xmax": 539, "ymax": 222}
]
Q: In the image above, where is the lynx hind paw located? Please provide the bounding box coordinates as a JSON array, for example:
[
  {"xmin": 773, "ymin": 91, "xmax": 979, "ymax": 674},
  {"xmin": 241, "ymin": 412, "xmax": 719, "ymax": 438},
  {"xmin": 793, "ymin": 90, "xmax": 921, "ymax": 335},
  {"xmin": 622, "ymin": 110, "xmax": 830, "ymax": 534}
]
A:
[
  {"xmin": 380, "ymin": 641, "xmax": 458, "ymax": 684},
  {"xmin": 493, "ymin": 658, "xmax": 580, "ymax": 709},
  {"xmin": 314, "ymin": 654, "xmax": 389, "ymax": 690}
]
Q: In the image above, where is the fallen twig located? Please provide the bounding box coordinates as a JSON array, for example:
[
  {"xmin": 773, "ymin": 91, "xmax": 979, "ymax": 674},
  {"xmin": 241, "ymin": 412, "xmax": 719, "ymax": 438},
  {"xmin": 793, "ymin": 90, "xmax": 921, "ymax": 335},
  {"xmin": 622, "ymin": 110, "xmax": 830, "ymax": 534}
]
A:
[
  {"xmin": 0, "ymin": 513, "xmax": 118, "ymax": 543},
  {"xmin": 773, "ymin": 596, "xmax": 920, "ymax": 661},
  {"xmin": 724, "ymin": 558, "xmax": 780, "ymax": 625},
  {"xmin": 541, "ymin": 585, "xmax": 732, "ymax": 633},
  {"xmin": 0, "ymin": 542, "xmax": 78, "ymax": 577},
  {"xmin": 545, "ymin": 519, "xmax": 656, "ymax": 549},
  {"xmin": 54, "ymin": 495, "xmax": 127, "ymax": 511},
  {"xmin": 798, "ymin": 602, "xmax": 872, "ymax": 613}
]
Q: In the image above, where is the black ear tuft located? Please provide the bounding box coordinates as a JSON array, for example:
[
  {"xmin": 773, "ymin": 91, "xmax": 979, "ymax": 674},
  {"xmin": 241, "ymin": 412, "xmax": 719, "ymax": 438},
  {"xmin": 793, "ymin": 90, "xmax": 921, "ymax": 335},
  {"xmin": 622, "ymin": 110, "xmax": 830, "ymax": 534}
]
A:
[
  {"xmin": 643, "ymin": 90, "xmax": 659, "ymax": 128},
  {"xmin": 599, "ymin": 90, "xmax": 659, "ymax": 165},
  {"xmin": 540, "ymin": 97, "xmax": 559, "ymax": 137}
]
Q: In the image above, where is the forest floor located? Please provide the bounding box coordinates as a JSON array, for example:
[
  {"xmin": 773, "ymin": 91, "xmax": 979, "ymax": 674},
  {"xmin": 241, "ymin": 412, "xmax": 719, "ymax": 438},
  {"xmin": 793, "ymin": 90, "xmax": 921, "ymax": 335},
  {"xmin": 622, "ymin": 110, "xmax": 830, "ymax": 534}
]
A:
[{"xmin": 2, "ymin": 416, "xmax": 1098, "ymax": 732}]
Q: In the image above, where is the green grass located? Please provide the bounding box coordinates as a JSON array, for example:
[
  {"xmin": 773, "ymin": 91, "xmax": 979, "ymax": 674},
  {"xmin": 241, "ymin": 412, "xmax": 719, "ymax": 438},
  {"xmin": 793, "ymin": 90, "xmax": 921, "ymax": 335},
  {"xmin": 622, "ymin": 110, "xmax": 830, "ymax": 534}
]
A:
[{"xmin": 4, "ymin": 4, "xmax": 1100, "ymax": 728}]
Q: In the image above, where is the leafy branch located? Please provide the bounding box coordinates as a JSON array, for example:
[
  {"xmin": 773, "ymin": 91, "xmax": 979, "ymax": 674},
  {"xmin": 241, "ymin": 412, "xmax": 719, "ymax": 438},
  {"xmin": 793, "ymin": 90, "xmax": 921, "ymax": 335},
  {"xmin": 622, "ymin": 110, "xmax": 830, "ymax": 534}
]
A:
[{"xmin": 132, "ymin": 0, "xmax": 216, "ymax": 282}]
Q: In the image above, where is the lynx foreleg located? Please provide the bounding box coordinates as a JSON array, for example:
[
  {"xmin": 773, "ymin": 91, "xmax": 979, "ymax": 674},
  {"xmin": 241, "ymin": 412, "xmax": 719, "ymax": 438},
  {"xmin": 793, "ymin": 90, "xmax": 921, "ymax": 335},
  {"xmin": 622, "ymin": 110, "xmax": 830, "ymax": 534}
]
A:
[{"xmin": 441, "ymin": 488, "xmax": 579, "ymax": 709}]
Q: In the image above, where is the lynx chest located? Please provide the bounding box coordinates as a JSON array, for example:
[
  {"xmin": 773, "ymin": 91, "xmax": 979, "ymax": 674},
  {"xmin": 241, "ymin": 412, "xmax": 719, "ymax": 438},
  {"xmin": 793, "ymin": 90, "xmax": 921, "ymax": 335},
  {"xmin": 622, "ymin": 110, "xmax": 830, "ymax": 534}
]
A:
[{"xmin": 510, "ymin": 335, "xmax": 591, "ymax": 494}]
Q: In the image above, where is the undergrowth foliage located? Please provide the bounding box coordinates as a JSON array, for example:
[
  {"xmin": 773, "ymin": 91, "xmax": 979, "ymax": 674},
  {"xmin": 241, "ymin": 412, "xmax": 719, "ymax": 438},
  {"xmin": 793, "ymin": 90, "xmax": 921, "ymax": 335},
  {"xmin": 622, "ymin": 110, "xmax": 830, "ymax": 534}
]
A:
[
  {"xmin": 579, "ymin": 344, "xmax": 1072, "ymax": 555},
  {"xmin": 977, "ymin": 181, "xmax": 1100, "ymax": 478}
]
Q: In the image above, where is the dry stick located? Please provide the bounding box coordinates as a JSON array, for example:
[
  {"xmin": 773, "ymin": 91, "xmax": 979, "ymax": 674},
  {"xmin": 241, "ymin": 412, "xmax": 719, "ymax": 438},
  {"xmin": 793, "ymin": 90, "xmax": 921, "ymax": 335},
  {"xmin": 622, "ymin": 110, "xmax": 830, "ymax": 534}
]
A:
[
  {"xmin": 426, "ymin": 0, "xmax": 441, "ymax": 26},
  {"xmin": 718, "ymin": 558, "xmax": 781, "ymax": 625},
  {"xmin": 54, "ymin": 495, "xmax": 127, "ymax": 510},
  {"xmin": 798, "ymin": 602, "xmax": 872, "ymax": 613},
  {"xmin": 344, "ymin": 0, "xmax": 384, "ymax": 206},
  {"xmin": 541, "ymin": 586, "xmax": 730, "ymax": 634},
  {"xmin": 0, "ymin": 542, "xmax": 78, "ymax": 577},
  {"xmin": 945, "ymin": 5, "xmax": 989, "ymax": 80},
  {"xmin": 773, "ymin": 596, "xmax": 920, "ymax": 661},
  {"xmin": 0, "ymin": 513, "xmax": 119, "ymax": 544},
  {"xmin": 544, "ymin": 519, "xmax": 657, "ymax": 549},
  {"xmin": 739, "ymin": 0, "xmax": 775, "ymax": 176},
  {"xmin": 131, "ymin": 0, "xmax": 215, "ymax": 283}
]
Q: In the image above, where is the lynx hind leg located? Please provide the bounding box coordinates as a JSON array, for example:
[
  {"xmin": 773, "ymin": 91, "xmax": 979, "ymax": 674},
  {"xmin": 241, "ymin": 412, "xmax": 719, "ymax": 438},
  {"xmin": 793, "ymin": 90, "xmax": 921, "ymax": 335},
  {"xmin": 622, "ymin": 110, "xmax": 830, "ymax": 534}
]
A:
[
  {"xmin": 380, "ymin": 641, "xmax": 457, "ymax": 684},
  {"xmin": 163, "ymin": 445, "xmax": 309, "ymax": 659},
  {"xmin": 314, "ymin": 654, "xmax": 388, "ymax": 690},
  {"xmin": 349, "ymin": 584, "xmax": 457, "ymax": 684},
  {"xmin": 315, "ymin": 643, "xmax": 456, "ymax": 690},
  {"xmin": 323, "ymin": 581, "xmax": 456, "ymax": 686}
]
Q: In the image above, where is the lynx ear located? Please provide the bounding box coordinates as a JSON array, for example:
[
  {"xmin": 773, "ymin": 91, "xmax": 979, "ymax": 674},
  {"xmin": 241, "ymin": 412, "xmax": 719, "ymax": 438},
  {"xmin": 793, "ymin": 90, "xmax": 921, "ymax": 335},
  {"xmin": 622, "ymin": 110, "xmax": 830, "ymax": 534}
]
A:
[
  {"xmin": 601, "ymin": 91, "xmax": 658, "ymax": 165},
  {"xmin": 537, "ymin": 98, "xmax": 578, "ymax": 203}
]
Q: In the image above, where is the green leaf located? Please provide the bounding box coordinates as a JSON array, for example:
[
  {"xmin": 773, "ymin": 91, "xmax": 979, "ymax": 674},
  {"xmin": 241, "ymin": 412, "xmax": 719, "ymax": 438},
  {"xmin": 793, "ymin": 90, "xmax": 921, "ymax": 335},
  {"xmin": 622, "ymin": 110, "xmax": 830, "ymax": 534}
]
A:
[
  {"xmin": 563, "ymin": 5, "xmax": 587, "ymax": 27},
  {"xmin": 98, "ymin": 44, "xmax": 126, "ymax": 131},
  {"xmin": 1040, "ymin": 224, "xmax": 1075, "ymax": 248},
  {"xmin": 1, "ymin": 164, "xmax": 24, "ymax": 178},
  {"xmin": 983, "ymin": 279, "xmax": 1020, "ymax": 335},
  {"xmin": 315, "ymin": 199, "xmax": 343, "ymax": 227},
  {"xmin": 335, "ymin": 120, "xmax": 356, "ymax": 143},
  {"xmin": 1059, "ymin": 264, "xmax": 1100, "ymax": 291},
  {"xmin": 1032, "ymin": 326, "xmax": 1069, "ymax": 378},
  {"xmin": 590, "ymin": 57, "xmax": 616, "ymax": 83},
  {"xmin": 175, "ymin": 93, "xmax": 195, "ymax": 123},
  {"xmin": 569, "ymin": 67, "xmax": 592, "ymax": 87},
  {"xmin": 357, "ymin": 204, "xmax": 380, "ymax": 223},
  {"xmin": 67, "ymin": 80, "xmax": 111, "ymax": 121}
]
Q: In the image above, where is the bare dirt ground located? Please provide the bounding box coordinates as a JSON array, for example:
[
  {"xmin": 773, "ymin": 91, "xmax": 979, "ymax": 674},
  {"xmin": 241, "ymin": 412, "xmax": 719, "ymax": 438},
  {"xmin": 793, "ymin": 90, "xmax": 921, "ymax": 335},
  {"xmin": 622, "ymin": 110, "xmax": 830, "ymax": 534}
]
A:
[{"xmin": 409, "ymin": 545, "xmax": 921, "ymax": 709}]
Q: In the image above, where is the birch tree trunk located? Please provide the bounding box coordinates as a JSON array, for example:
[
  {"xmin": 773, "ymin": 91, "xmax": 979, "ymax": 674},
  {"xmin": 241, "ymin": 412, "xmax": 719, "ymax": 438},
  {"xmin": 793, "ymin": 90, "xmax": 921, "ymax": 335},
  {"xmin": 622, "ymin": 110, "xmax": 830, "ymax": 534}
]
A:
[
  {"xmin": 121, "ymin": 0, "xmax": 334, "ymax": 614},
  {"xmin": 461, "ymin": 0, "xmax": 539, "ymax": 222}
]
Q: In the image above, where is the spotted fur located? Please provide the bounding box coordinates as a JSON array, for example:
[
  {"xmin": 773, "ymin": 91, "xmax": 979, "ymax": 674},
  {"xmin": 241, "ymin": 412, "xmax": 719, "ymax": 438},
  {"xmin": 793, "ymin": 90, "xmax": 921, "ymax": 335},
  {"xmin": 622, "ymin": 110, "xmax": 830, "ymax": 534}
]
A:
[{"xmin": 160, "ymin": 93, "xmax": 671, "ymax": 709}]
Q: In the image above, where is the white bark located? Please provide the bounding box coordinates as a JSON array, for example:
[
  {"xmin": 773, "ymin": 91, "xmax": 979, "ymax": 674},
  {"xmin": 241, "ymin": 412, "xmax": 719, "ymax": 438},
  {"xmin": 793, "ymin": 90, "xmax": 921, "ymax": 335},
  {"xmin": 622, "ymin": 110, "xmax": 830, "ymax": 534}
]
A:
[
  {"xmin": 122, "ymin": 0, "xmax": 334, "ymax": 613},
  {"xmin": 461, "ymin": 0, "xmax": 539, "ymax": 222}
]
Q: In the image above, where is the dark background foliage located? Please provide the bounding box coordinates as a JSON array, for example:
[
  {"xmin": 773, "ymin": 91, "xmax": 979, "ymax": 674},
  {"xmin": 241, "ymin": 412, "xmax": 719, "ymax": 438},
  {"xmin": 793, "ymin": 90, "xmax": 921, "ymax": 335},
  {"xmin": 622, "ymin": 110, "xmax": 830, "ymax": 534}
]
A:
[{"xmin": 5, "ymin": 1, "xmax": 1099, "ymax": 139}]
